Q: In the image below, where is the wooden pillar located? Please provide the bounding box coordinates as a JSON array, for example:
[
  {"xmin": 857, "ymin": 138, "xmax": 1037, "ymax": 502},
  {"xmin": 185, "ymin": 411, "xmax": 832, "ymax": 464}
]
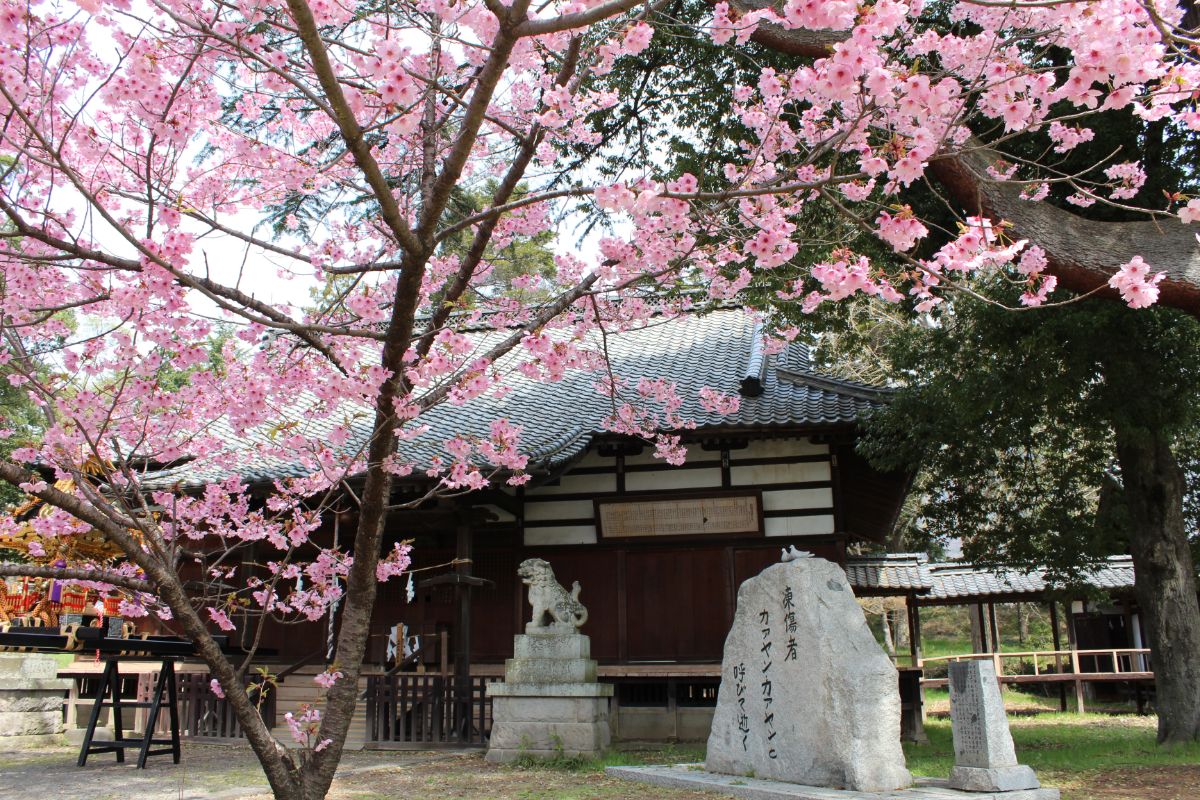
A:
[
  {"xmin": 1049, "ymin": 601, "xmax": 1066, "ymax": 712},
  {"xmin": 908, "ymin": 597, "xmax": 926, "ymax": 726},
  {"xmin": 616, "ymin": 549, "xmax": 628, "ymax": 662},
  {"xmin": 454, "ymin": 517, "xmax": 472, "ymax": 740},
  {"xmin": 1065, "ymin": 599, "xmax": 1084, "ymax": 713},
  {"xmin": 974, "ymin": 606, "xmax": 993, "ymax": 652},
  {"xmin": 906, "ymin": 596, "xmax": 923, "ymax": 668},
  {"xmin": 973, "ymin": 604, "xmax": 990, "ymax": 653},
  {"xmin": 988, "ymin": 603, "xmax": 1000, "ymax": 653}
]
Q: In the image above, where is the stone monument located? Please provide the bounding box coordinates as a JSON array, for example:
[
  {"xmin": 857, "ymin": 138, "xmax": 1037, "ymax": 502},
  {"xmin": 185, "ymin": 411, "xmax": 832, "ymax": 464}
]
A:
[
  {"xmin": 948, "ymin": 660, "xmax": 1041, "ymax": 792},
  {"xmin": 706, "ymin": 558, "xmax": 912, "ymax": 792},
  {"xmin": 485, "ymin": 558, "xmax": 613, "ymax": 763},
  {"xmin": 0, "ymin": 653, "xmax": 69, "ymax": 746}
]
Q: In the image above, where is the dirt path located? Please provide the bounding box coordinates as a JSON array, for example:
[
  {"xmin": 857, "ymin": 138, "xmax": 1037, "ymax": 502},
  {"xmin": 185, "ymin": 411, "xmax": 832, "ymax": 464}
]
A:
[{"xmin": 1063, "ymin": 765, "xmax": 1200, "ymax": 800}]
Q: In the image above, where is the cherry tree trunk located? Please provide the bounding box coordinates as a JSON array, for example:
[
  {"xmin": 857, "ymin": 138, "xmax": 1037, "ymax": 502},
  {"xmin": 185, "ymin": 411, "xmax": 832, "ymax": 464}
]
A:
[{"xmin": 1115, "ymin": 427, "xmax": 1200, "ymax": 743}]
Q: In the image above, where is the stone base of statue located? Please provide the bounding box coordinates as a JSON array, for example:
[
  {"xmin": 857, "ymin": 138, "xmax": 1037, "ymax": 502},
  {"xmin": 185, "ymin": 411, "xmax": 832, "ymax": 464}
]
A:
[
  {"xmin": 0, "ymin": 654, "xmax": 69, "ymax": 747},
  {"xmin": 485, "ymin": 631, "xmax": 613, "ymax": 763}
]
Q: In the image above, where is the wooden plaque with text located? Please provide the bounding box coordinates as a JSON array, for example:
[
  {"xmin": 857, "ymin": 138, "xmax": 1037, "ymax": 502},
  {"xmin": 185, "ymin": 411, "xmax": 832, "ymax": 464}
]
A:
[{"xmin": 595, "ymin": 491, "xmax": 763, "ymax": 540}]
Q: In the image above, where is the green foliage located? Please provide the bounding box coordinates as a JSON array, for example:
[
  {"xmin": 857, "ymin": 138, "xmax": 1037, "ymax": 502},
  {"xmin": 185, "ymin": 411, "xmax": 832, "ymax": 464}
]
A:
[
  {"xmin": 438, "ymin": 182, "xmax": 557, "ymax": 298},
  {"xmin": 0, "ymin": 373, "xmax": 42, "ymax": 510},
  {"xmin": 860, "ymin": 292, "xmax": 1200, "ymax": 580},
  {"xmin": 154, "ymin": 324, "xmax": 235, "ymax": 392}
]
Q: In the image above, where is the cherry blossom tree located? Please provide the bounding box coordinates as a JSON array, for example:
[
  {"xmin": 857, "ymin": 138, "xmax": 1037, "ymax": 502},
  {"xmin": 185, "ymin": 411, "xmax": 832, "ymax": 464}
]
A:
[{"xmin": 2, "ymin": 0, "xmax": 1199, "ymax": 795}]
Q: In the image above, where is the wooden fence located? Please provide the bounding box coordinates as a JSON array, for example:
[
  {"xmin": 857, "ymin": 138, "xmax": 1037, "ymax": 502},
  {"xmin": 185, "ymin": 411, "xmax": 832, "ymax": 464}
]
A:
[
  {"xmin": 364, "ymin": 674, "xmax": 494, "ymax": 748},
  {"xmin": 175, "ymin": 672, "xmax": 276, "ymax": 741}
]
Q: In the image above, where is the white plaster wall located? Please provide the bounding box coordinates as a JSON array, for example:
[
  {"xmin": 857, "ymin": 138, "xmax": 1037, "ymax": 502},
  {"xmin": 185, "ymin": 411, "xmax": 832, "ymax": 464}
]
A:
[
  {"xmin": 730, "ymin": 461, "xmax": 830, "ymax": 486},
  {"xmin": 524, "ymin": 525, "xmax": 597, "ymax": 546},
  {"xmin": 527, "ymin": 473, "xmax": 617, "ymax": 496},
  {"xmin": 761, "ymin": 487, "xmax": 834, "ymax": 512},
  {"xmin": 764, "ymin": 515, "xmax": 836, "ymax": 537},
  {"xmin": 625, "ymin": 467, "xmax": 723, "ymax": 492},
  {"xmin": 523, "ymin": 499, "xmax": 594, "ymax": 522}
]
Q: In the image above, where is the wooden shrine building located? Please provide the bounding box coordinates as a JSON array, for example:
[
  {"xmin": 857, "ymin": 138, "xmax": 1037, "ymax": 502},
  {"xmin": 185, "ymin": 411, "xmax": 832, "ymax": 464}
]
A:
[{"xmin": 138, "ymin": 307, "xmax": 913, "ymax": 745}]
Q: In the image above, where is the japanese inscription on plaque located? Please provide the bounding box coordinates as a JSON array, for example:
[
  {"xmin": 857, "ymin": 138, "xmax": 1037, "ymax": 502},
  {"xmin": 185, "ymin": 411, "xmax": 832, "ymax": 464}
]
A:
[
  {"xmin": 596, "ymin": 492, "xmax": 761, "ymax": 539},
  {"xmin": 759, "ymin": 609, "xmax": 778, "ymax": 759},
  {"xmin": 949, "ymin": 662, "xmax": 988, "ymax": 766},
  {"xmin": 707, "ymin": 560, "xmax": 914, "ymax": 792}
]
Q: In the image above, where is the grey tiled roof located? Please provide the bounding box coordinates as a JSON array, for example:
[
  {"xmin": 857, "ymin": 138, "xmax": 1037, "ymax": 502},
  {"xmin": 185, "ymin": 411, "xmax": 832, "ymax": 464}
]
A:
[
  {"xmin": 923, "ymin": 556, "xmax": 1135, "ymax": 600},
  {"xmin": 143, "ymin": 308, "xmax": 886, "ymax": 489},
  {"xmin": 845, "ymin": 554, "xmax": 1136, "ymax": 599},
  {"xmin": 845, "ymin": 553, "xmax": 933, "ymax": 593}
]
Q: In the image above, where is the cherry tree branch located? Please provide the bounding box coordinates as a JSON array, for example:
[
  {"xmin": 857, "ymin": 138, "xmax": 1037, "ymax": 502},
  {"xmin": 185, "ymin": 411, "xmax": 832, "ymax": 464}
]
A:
[
  {"xmin": 0, "ymin": 563, "xmax": 152, "ymax": 595},
  {"xmin": 284, "ymin": 0, "xmax": 425, "ymax": 258},
  {"xmin": 929, "ymin": 148, "xmax": 1200, "ymax": 311}
]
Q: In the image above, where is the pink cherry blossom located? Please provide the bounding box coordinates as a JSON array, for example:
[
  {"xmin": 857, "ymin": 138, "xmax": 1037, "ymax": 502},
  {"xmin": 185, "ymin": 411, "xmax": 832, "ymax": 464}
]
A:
[
  {"xmin": 1108, "ymin": 256, "xmax": 1166, "ymax": 308},
  {"xmin": 313, "ymin": 669, "xmax": 343, "ymax": 689},
  {"xmin": 1180, "ymin": 199, "xmax": 1200, "ymax": 225},
  {"xmin": 207, "ymin": 608, "xmax": 236, "ymax": 632}
]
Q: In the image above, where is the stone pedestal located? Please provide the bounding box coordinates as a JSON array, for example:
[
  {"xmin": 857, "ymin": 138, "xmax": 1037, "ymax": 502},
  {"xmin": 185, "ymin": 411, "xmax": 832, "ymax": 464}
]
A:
[
  {"xmin": 948, "ymin": 660, "xmax": 1041, "ymax": 792},
  {"xmin": 485, "ymin": 632, "xmax": 613, "ymax": 763},
  {"xmin": 706, "ymin": 559, "xmax": 911, "ymax": 792},
  {"xmin": 0, "ymin": 654, "xmax": 69, "ymax": 747}
]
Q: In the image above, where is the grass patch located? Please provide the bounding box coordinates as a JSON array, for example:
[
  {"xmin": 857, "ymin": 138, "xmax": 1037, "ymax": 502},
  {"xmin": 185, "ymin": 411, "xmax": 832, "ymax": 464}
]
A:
[
  {"xmin": 922, "ymin": 686, "xmax": 1142, "ymax": 716},
  {"xmin": 904, "ymin": 715, "xmax": 1200, "ymax": 781},
  {"xmin": 505, "ymin": 743, "xmax": 706, "ymax": 774}
]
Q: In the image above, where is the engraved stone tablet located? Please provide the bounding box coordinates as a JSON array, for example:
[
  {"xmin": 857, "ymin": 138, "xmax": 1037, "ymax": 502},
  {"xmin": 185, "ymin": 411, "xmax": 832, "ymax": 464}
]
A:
[
  {"xmin": 948, "ymin": 660, "xmax": 1041, "ymax": 792},
  {"xmin": 705, "ymin": 559, "xmax": 911, "ymax": 792}
]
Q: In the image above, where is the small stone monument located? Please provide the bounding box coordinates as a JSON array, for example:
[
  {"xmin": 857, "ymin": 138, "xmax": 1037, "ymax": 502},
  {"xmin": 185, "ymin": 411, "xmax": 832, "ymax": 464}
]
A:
[
  {"xmin": 948, "ymin": 660, "xmax": 1041, "ymax": 792},
  {"xmin": 0, "ymin": 653, "xmax": 69, "ymax": 746},
  {"xmin": 706, "ymin": 558, "xmax": 912, "ymax": 792},
  {"xmin": 485, "ymin": 558, "xmax": 613, "ymax": 763}
]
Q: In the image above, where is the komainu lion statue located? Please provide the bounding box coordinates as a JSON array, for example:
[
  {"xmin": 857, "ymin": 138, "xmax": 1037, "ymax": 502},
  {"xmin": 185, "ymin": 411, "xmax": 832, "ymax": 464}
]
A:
[{"xmin": 517, "ymin": 558, "xmax": 588, "ymax": 631}]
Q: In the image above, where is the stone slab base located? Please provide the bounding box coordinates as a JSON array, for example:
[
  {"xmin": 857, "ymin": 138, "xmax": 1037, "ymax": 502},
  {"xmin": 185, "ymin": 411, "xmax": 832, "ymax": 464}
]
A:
[
  {"xmin": 606, "ymin": 765, "xmax": 1061, "ymax": 800},
  {"xmin": 0, "ymin": 732, "xmax": 67, "ymax": 749},
  {"xmin": 0, "ymin": 710, "xmax": 65, "ymax": 737},
  {"xmin": 487, "ymin": 718, "xmax": 611, "ymax": 762},
  {"xmin": 950, "ymin": 765, "xmax": 1040, "ymax": 792}
]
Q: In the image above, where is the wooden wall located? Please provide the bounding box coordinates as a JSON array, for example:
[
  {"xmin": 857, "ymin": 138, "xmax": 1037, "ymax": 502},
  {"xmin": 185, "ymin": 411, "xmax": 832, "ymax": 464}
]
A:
[
  {"xmin": 265, "ymin": 434, "xmax": 903, "ymax": 666},
  {"xmin": 518, "ymin": 436, "xmax": 837, "ymax": 546},
  {"xmin": 522, "ymin": 541, "xmax": 843, "ymax": 663}
]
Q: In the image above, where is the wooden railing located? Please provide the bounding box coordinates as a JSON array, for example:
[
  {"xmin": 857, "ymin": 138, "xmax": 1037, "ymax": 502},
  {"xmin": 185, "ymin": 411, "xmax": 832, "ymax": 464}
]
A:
[
  {"xmin": 62, "ymin": 665, "xmax": 276, "ymax": 743},
  {"xmin": 919, "ymin": 647, "xmax": 1152, "ymax": 678},
  {"xmin": 919, "ymin": 648, "xmax": 1153, "ymax": 713}
]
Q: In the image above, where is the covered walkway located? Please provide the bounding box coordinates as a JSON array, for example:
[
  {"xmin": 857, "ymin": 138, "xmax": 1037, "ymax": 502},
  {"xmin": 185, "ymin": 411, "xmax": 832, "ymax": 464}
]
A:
[{"xmin": 846, "ymin": 554, "xmax": 1152, "ymax": 714}]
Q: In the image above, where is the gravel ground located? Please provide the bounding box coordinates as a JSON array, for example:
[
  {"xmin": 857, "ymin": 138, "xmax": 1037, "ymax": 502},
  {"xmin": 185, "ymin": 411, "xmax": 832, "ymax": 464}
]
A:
[
  {"xmin": 0, "ymin": 744, "xmax": 715, "ymax": 800},
  {"xmin": 1, "ymin": 741, "xmax": 1194, "ymax": 800},
  {"xmin": 0, "ymin": 745, "xmax": 446, "ymax": 800}
]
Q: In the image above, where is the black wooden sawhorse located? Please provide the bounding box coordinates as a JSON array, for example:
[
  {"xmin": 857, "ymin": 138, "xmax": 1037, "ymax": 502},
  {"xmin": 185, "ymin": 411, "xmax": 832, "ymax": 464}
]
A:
[{"xmin": 78, "ymin": 657, "xmax": 181, "ymax": 768}]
